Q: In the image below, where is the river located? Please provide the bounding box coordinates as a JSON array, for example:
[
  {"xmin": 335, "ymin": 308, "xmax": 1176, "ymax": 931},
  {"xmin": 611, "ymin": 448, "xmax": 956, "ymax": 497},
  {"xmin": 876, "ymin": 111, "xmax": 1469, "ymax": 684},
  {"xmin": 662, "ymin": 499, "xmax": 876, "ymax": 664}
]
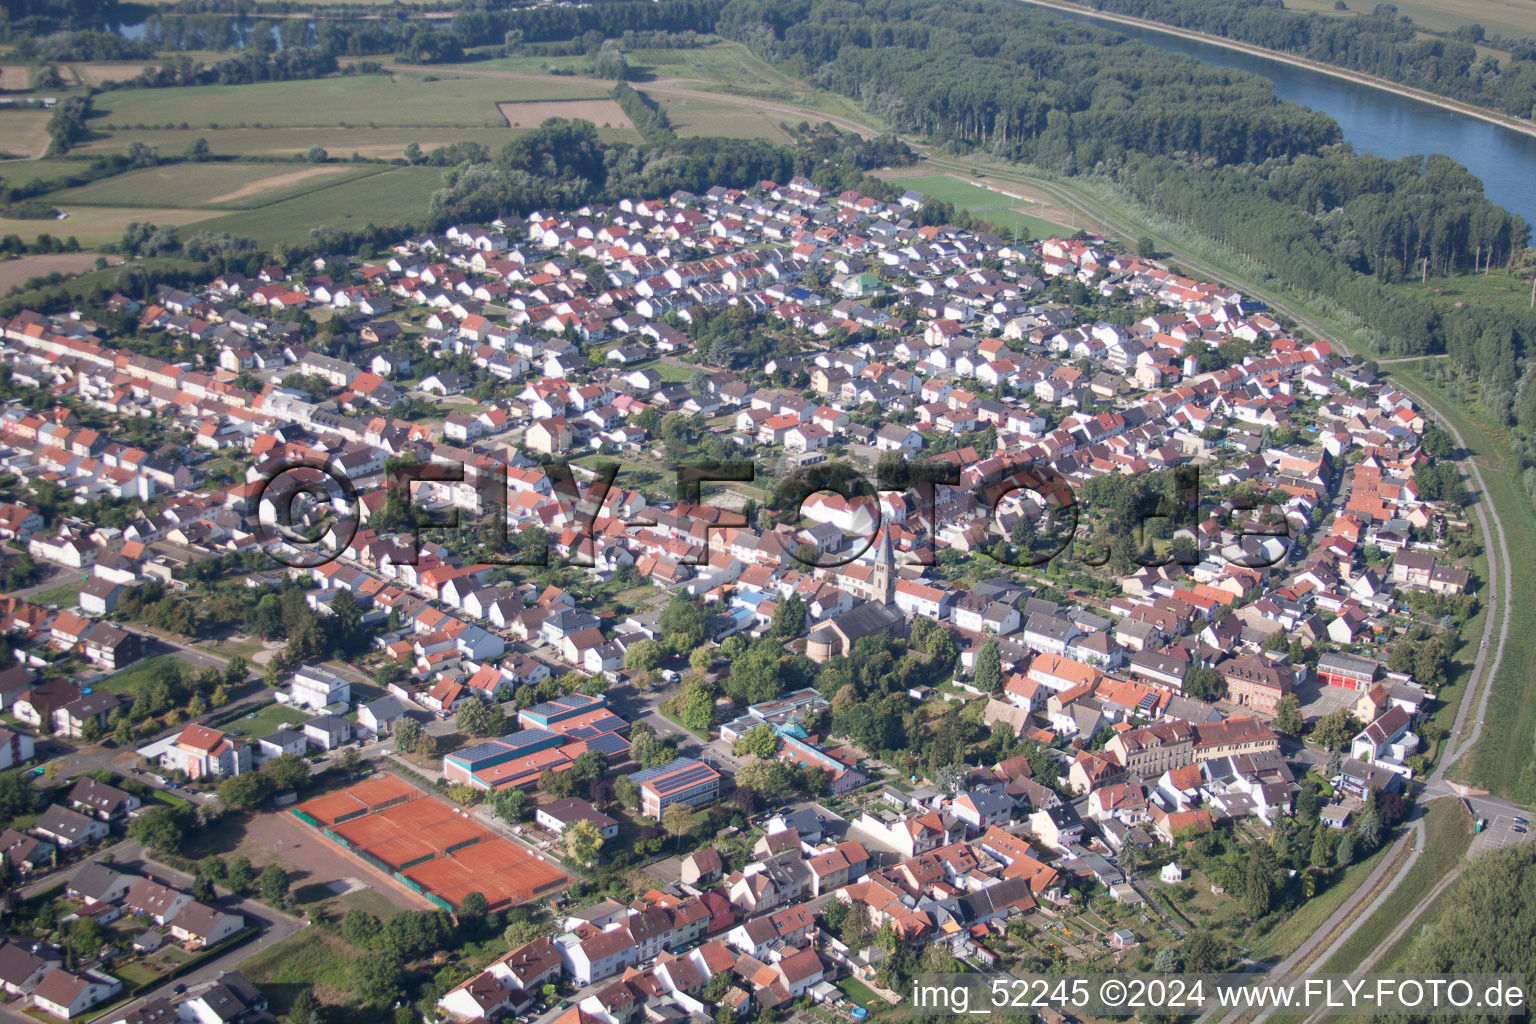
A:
[{"xmin": 1053, "ymin": 6, "xmax": 1536, "ymax": 229}]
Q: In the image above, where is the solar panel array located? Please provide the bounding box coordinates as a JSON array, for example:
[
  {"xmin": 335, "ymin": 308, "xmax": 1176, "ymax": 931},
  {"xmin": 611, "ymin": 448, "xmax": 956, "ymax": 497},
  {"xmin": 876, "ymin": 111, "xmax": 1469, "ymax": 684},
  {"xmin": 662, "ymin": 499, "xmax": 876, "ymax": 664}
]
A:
[
  {"xmin": 650, "ymin": 762, "xmax": 719, "ymax": 794},
  {"xmin": 626, "ymin": 756, "xmax": 698, "ymax": 784},
  {"xmin": 503, "ymin": 727, "xmax": 561, "ymax": 750},
  {"xmin": 628, "ymin": 757, "xmax": 718, "ymax": 795},
  {"xmin": 584, "ymin": 732, "xmax": 631, "ymax": 757},
  {"xmin": 454, "ymin": 740, "xmax": 511, "ymax": 763}
]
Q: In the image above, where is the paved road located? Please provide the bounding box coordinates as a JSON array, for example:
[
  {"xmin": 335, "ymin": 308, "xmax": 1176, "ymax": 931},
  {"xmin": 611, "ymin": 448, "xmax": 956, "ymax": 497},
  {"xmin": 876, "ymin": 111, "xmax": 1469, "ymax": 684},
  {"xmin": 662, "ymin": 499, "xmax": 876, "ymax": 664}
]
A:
[
  {"xmin": 0, "ymin": 841, "xmax": 303, "ymax": 1024},
  {"xmin": 9, "ymin": 566, "xmax": 88, "ymax": 602},
  {"xmin": 15, "ymin": 838, "xmax": 134, "ymax": 898},
  {"xmin": 79, "ymin": 841, "xmax": 306, "ymax": 1024},
  {"xmin": 607, "ymin": 680, "xmax": 743, "ymax": 777}
]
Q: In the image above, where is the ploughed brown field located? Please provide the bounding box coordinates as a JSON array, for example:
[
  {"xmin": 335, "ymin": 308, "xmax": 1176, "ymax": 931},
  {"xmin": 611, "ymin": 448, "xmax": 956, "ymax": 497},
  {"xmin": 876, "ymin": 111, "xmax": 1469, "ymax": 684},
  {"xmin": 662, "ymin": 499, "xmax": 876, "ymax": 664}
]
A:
[{"xmin": 498, "ymin": 98, "xmax": 634, "ymax": 130}]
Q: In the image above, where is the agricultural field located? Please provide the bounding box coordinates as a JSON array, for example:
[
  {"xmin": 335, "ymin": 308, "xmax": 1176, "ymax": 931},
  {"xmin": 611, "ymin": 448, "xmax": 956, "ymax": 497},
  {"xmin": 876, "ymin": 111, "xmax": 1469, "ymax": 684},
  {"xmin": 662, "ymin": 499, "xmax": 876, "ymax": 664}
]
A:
[
  {"xmin": 73, "ymin": 62, "xmax": 159, "ymax": 85},
  {"xmin": 75, "ymin": 125, "xmax": 518, "ymax": 161},
  {"xmin": 624, "ymin": 42, "xmax": 806, "ymax": 94},
  {"xmin": 70, "ymin": 70, "xmax": 637, "ymax": 162},
  {"xmin": 641, "ymin": 89, "xmax": 795, "ymax": 143},
  {"xmin": 0, "ymin": 158, "xmax": 93, "ymax": 188},
  {"xmin": 188, "ymin": 164, "xmax": 448, "ymax": 246},
  {"xmin": 0, "ymin": 253, "xmax": 119, "ymax": 294},
  {"xmin": 0, "ymin": 109, "xmax": 52, "ymax": 159},
  {"xmin": 0, "ymin": 204, "xmax": 211, "ymax": 248},
  {"xmin": 51, "ymin": 161, "xmax": 380, "ymax": 209},
  {"xmin": 886, "ymin": 172, "xmax": 1071, "ymax": 239},
  {"xmin": 89, "ymin": 71, "xmax": 612, "ymax": 130},
  {"xmin": 498, "ymin": 98, "xmax": 635, "ymax": 134},
  {"xmin": 1284, "ymin": 0, "xmax": 1536, "ymax": 42},
  {"xmin": 0, "ymin": 65, "xmax": 31, "ymax": 90}
]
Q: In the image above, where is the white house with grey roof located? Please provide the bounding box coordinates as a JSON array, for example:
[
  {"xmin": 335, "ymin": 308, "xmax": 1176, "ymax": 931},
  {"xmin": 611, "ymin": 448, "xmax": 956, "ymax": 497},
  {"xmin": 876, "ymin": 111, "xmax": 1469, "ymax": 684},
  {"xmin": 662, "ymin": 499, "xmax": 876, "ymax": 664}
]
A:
[
  {"xmin": 302, "ymin": 715, "xmax": 352, "ymax": 751},
  {"xmin": 66, "ymin": 862, "xmax": 132, "ymax": 906},
  {"xmin": 284, "ymin": 665, "xmax": 350, "ymax": 712},
  {"xmin": 256, "ymin": 728, "xmax": 307, "ymax": 763},
  {"xmin": 357, "ymin": 695, "xmax": 406, "ymax": 737},
  {"xmin": 33, "ymin": 805, "xmax": 109, "ymax": 849}
]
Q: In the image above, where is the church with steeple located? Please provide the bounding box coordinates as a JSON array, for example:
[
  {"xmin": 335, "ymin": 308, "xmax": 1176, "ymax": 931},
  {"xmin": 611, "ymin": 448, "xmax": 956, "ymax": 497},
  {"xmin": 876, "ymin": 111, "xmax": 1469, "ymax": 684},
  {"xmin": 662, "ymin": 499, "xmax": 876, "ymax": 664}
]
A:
[
  {"xmin": 870, "ymin": 525, "xmax": 896, "ymax": 607},
  {"xmin": 805, "ymin": 525, "xmax": 908, "ymax": 663}
]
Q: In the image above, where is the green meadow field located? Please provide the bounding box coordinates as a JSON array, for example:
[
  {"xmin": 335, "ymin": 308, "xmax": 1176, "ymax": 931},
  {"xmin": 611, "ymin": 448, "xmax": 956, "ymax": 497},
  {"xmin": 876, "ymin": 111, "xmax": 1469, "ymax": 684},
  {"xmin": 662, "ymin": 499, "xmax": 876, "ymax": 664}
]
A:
[
  {"xmin": 51, "ymin": 161, "xmax": 380, "ymax": 209},
  {"xmin": 188, "ymin": 164, "xmax": 449, "ymax": 246},
  {"xmin": 0, "ymin": 204, "xmax": 215, "ymax": 247},
  {"xmin": 75, "ymin": 125, "xmax": 521, "ymax": 161},
  {"xmin": 650, "ymin": 92, "xmax": 796, "ymax": 143},
  {"xmin": 1, "ymin": 38, "xmax": 880, "ymax": 251},
  {"xmin": 88, "ymin": 71, "xmax": 613, "ymax": 130},
  {"xmin": 893, "ymin": 173, "xmax": 1070, "ymax": 238}
]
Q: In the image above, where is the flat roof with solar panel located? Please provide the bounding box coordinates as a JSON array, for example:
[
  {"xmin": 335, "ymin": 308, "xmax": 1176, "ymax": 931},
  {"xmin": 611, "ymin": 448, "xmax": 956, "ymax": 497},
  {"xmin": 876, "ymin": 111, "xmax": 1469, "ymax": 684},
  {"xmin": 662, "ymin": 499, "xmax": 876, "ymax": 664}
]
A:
[
  {"xmin": 518, "ymin": 692, "xmax": 606, "ymax": 727},
  {"xmin": 629, "ymin": 757, "xmax": 721, "ymax": 796},
  {"xmin": 443, "ymin": 729, "xmax": 564, "ymax": 773}
]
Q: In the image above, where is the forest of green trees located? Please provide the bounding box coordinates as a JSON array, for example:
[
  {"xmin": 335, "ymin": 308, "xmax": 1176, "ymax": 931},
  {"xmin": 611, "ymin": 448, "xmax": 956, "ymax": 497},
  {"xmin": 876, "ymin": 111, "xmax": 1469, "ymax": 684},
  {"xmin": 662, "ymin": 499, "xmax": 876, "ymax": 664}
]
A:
[{"xmin": 426, "ymin": 117, "xmax": 920, "ymax": 228}]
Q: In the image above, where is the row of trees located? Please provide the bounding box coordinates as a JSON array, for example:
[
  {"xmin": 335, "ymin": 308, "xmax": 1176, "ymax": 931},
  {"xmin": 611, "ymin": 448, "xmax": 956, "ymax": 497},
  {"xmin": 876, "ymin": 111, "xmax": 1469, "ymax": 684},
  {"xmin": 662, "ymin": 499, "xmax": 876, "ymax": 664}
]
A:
[{"xmin": 1083, "ymin": 0, "xmax": 1536, "ymax": 123}]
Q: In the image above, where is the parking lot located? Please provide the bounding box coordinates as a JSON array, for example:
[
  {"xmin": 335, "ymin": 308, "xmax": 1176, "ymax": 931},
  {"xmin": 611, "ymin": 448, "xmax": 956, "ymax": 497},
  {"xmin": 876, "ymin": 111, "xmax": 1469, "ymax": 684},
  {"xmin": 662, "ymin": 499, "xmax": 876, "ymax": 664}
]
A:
[
  {"xmin": 1473, "ymin": 813, "xmax": 1532, "ymax": 852},
  {"xmin": 1295, "ymin": 676, "xmax": 1360, "ymax": 723}
]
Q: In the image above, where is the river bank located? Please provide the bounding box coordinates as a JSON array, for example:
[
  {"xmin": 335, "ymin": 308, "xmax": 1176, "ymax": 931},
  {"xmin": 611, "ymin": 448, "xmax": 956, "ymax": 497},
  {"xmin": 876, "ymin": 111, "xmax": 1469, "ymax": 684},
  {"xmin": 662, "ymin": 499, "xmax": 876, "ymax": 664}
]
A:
[{"xmin": 1013, "ymin": 0, "xmax": 1536, "ymax": 144}]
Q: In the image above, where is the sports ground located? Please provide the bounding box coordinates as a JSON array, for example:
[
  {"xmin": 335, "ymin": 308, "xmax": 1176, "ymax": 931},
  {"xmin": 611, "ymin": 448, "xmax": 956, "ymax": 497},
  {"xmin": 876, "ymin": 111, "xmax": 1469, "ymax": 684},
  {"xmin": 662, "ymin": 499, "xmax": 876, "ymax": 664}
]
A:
[{"xmin": 293, "ymin": 775, "xmax": 568, "ymax": 912}]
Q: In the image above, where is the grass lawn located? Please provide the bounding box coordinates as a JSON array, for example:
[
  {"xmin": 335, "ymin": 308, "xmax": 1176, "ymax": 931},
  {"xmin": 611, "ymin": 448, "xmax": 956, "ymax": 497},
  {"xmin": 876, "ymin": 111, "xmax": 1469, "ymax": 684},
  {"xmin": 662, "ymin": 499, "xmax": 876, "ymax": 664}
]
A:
[
  {"xmin": 204, "ymin": 637, "xmax": 264, "ymax": 661},
  {"xmin": 149, "ymin": 788, "xmax": 194, "ymax": 810},
  {"xmin": 891, "ymin": 173, "xmax": 1070, "ymax": 239},
  {"xmin": 1317, "ymin": 797, "xmax": 1475, "ymax": 973},
  {"xmin": 657, "ymin": 707, "xmax": 711, "ymax": 741},
  {"xmin": 626, "ymin": 42, "xmax": 807, "ymax": 94},
  {"xmin": 838, "ymin": 977, "xmax": 882, "ymax": 1007},
  {"xmin": 643, "ymin": 89, "xmax": 796, "ymax": 144},
  {"xmin": 114, "ymin": 961, "xmax": 163, "ymax": 988},
  {"xmin": 221, "ymin": 702, "xmax": 306, "ymax": 741},
  {"xmin": 31, "ymin": 580, "xmax": 82, "ymax": 608},
  {"xmin": 647, "ymin": 358, "xmax": 700, "ymax": 384},
  {"xmin": 239, "ymin": 928, "xmax": 358, "ymax": 1011},
  {"xmin": 93, "ymin": 654, "xmax": 183, "ymax": 695}
]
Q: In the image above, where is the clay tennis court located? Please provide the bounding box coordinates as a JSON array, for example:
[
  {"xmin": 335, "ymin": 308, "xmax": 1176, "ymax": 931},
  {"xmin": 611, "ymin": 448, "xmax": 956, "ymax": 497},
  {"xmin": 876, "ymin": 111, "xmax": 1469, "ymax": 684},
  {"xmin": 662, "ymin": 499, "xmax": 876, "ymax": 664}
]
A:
[
  {"xmin": 253, "ymin": 809, "xmax": 436, "ymax": 912},
  {"xmin": 295, "ymin": 775, "xmax": 568, "ymax": 911}
]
